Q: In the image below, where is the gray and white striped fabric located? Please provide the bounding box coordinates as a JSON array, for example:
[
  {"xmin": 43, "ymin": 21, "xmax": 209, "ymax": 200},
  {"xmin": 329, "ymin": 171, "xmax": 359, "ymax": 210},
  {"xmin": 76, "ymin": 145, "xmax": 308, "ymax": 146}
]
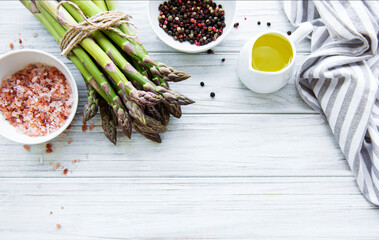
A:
[{"xmin": 286, "ymin": 0, "xmax": 379, "ymax": 205}]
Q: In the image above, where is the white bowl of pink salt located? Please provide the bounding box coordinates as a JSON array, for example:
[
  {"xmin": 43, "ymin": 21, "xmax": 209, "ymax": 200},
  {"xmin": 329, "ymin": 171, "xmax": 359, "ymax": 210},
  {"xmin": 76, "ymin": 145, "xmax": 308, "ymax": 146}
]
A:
[{"xmin": 0, "ymin": 49, "xmax": 78, "ymax": 145}]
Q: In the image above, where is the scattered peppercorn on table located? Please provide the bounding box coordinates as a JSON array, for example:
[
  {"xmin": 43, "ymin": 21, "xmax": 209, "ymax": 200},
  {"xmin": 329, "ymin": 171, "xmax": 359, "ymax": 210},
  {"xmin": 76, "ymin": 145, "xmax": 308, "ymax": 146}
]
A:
[{"xmin": 0, "ymin": 1, "xmax": 378, "ymax": 239}]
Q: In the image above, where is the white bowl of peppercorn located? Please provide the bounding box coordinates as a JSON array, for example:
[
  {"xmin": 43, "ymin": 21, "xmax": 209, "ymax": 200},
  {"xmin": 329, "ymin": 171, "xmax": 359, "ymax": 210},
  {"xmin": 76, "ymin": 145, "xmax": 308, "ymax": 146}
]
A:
[{"xmin": 148, "ymin": 0, "xmax": 237, "ymax": 53}]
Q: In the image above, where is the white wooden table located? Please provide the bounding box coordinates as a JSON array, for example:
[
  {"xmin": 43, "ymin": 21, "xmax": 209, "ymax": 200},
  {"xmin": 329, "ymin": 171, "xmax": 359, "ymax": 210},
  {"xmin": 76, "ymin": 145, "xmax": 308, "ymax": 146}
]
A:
[{"xmin": 1, "ymin": 1, "xmax": 379, "ymax": 239}]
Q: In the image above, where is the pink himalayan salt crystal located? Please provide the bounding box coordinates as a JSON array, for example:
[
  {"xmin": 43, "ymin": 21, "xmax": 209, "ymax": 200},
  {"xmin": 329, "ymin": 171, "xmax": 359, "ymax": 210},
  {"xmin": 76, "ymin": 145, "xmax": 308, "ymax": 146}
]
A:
[{"xmin": 0, "ymin": 63, "xmax": 73, "ymax": 137}]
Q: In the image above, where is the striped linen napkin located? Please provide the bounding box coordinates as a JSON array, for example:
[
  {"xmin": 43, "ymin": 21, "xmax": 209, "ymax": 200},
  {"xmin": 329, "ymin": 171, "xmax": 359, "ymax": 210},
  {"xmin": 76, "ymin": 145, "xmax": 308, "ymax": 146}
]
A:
[{"xmin": 285, "ymin": 0, "xmax": 379, "ymax": 205}]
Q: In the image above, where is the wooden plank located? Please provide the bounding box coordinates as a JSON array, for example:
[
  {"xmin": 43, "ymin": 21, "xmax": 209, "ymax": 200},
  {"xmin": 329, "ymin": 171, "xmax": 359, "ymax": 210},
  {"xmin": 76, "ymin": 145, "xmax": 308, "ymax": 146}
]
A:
[
  {"xmin": 0, "ymin": 177, "xmax": 378, "ymax": 239},
  {"xmin": 0, "ymin": 114, "xmax": 348, "ymax": 178}
]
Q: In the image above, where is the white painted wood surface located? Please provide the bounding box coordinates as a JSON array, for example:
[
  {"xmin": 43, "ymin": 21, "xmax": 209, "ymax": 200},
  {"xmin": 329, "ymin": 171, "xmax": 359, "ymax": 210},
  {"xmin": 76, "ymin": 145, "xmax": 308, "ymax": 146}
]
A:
[{"xmin": 0, "ymin": 1, "xmax": 378, "ymax": 239}]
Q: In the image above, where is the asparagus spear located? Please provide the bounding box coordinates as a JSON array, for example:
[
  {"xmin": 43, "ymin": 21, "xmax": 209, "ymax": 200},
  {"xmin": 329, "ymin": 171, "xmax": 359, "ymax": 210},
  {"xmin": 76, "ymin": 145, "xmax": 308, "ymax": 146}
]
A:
[
  {"xmin": 39, "ymin": 0, "xmax": 161, "ymax": 107},
  {"xmin": 98, "ymin": 96, "xmax": 117, "ymax": 145},
  {"xmin": 60, "ymin": 1, "xmax": 194, "ymax": 106},
  {"xmin": 83, "ymin": 83, "xmax": 99, "ymax": 121},
  {"xmin": 104, "ymin": 0, "xmax": 145, "ymax": 51},
  {"xmin": 92, "ymin": 0, "xmax": 108, "ymax": 12},
  {"xmin": 133, "ymin": 122, "xmax": 162, "ymax": 143},
  {"xmin": 28, "ymin": 1, "xmax": 134, "ymax": 138},
  {"xmin": 140, "ymin": 60, "xmax": 183, "ymax": 119},
  {"xmin": 145, "ymin": 106, "xmax": 164, "ymax": 125},
  {"xmin": 104, "ymin": 0, "xmax": 189, "ymax": 83},
  {"xmin": 157, "ymin": 104, "xmax": 170, "ymax": 126},
  {"xmin": 21, "ymin": 0, "xmax": 191, "ymax": 143},
  {"xmin": 110, "ymin": 78, "xmax": 166, "ymax": 134},
  {"xmin": 128, "ymin": 55, "xmax": 183, "ymax": 119},
  {"xmin": 163, "ymin": 103, "xmax": 182, "ymax": 119},
  {"xmin": 71, "ymin": 0, "xmax": 191, "ymax": 82},
  {"xmin": 68, "ymin": 51, "xmax": 133, "ymax": 139}
]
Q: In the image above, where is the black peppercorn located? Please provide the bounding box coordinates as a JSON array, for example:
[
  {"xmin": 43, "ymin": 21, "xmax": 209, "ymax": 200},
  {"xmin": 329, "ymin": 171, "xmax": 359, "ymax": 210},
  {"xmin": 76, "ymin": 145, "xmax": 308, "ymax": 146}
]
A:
[
  {"xmin": 159, "ymin": 0, "xmax": 225, "ymax": 46},
  {"xmin": 267, "ymin": 22, "xmax": 271, "ymax": 26},
  {"xmin": 287, "ymin": 31, "xmax": 292, "ymax": 35},
  {"xmin": 210, "ymin": 92, "xmax": 215, "ymax": 98},
  {"xmin": 200, "ymin": 82, "xmax": 205, "ymax": 87},
  {"xmin": 257, "ymin": 21, "xmax": 261, "ymax": 25},
  {"xmin": 221, "ymin": 58, "xmax": 225, "ymax": 62}
]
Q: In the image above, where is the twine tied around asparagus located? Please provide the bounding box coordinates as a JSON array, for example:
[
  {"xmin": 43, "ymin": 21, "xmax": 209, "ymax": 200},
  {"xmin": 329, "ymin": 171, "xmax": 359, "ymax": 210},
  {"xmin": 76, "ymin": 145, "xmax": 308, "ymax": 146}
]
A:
[{"xmin": 57, "ymin": 1, "xmax": 138, "ymax": 56}]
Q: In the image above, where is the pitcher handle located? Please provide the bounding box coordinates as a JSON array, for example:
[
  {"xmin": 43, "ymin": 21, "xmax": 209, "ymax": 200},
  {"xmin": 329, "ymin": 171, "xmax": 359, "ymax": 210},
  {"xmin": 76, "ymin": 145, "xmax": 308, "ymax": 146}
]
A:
[{"xmin": 290, "ymin": 22, "xmax": 313, "ymax": 44}]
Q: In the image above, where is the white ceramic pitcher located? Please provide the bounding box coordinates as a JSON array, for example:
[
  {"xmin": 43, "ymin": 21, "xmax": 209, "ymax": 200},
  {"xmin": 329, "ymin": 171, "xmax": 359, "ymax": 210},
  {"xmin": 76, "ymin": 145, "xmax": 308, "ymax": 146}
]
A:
[{"xmin": 237, "ymin": 22, "xmax": 313, "ymax": 94}]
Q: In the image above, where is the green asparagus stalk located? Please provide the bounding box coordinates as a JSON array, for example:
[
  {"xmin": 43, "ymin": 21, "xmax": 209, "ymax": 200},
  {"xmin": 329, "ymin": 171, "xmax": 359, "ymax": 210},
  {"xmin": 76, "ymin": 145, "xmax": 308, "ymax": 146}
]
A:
[
  {"xmin": 83, "ymin": 83, "xmax": 99, "ymax": 121},
  {"xmin": 104, "ymin": 0, "xmax": 188, "ymax": 83},
  {"xmin": 39, "ymin": 0, "xmax": 161, "ymax": 107},
  {"xmin": 68, "ymin": 51, "xmax": 133, "ymax": 139},
  {"xmin": 109, "ymin": 78, "xmax": 166, "ymax": 134},
  {"xmin": 30, "ymin": 1, "xmax": 133, "ymax": 138},
  {"xmin": 132, "ymin": 122, "xmax": 162, "ymax": 143},
  {"xmin": 112, "ymin": 83, "xmax": 146, "ymax": 125},
  {"xmin": 21, "ymin": 0, "xmax": 60, "ymax": 42},
  {"xmin": 92, "ymin": 0, "xmax": 108, "ymax": 12},
  {"xmin": 164, "ymin": 103, "xmax": 182, "ymax": 119},
  {"xmin": 157, "ymin": 104, "xmax": 170, "ymax": 126},
  {"xmin": 71, "ymin": 0, "xmax": 191, "ymax": 82},
  {"xmin": 21, "ymin": 0, "xmax": 191, "ymax": 143},
  {"xmin": 128, "ymin": 56, "xmax": 183, "ymax": 119},
  {"xmin": 103, "ymin": 0, "xmax": 118, "ymax": 13},
  {"xmin": 145, "ymin": 106, "xmax": 164, "ymax": 125},
  {"xmin": 141, "ymin": 61, "xmax": 183, "ymax": 119},
  {"xmin": 68, "ymin": 47, "xmax": 99, "ymax": 121},
  {"xmin": 70, "ymin": 51, "xmax": 132, "ymax": 138},
  {"xmin": 60, "ymin": 1, "xmax": 194, "ymax": 106},
  {"xmin": 98, "ymin": 96, "xmax": 117, "ymax": 145},
  {"xmin": 104, "ymin": 0, "xmax": 145, "ymax": 52}
]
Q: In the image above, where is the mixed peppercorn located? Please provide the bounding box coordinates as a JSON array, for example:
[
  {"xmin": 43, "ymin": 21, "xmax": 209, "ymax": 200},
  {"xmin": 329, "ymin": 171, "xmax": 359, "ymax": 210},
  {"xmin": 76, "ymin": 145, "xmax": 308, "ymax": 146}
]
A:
[{"xmin": 158, "ymin": 0, "xmax": 226, "ymax": 46}]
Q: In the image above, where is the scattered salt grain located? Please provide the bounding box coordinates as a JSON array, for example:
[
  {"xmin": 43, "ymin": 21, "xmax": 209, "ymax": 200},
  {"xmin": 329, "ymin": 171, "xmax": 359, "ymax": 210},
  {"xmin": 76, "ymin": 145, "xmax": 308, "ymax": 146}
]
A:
[
  {"xmin": 52, "ymin": 162, "xmax": 60, "ymax": 171},
  {"xmin": 46, "ymin": 143, "xmax": 53, "ymax": 153},
  {"xmin": 59, "ymin": 133, "xmax": 68, "ymax": 139},
  {"xmin": 82, "ymin": 121, "xmax": 87, "ymax": 132}
]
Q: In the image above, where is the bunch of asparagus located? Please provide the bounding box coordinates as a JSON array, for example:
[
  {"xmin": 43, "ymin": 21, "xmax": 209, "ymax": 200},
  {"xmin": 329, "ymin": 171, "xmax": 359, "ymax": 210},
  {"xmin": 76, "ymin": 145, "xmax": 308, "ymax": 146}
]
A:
[{"xmin": 21, "ymin": 0, "xmax": 194, "ymax": 144}]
